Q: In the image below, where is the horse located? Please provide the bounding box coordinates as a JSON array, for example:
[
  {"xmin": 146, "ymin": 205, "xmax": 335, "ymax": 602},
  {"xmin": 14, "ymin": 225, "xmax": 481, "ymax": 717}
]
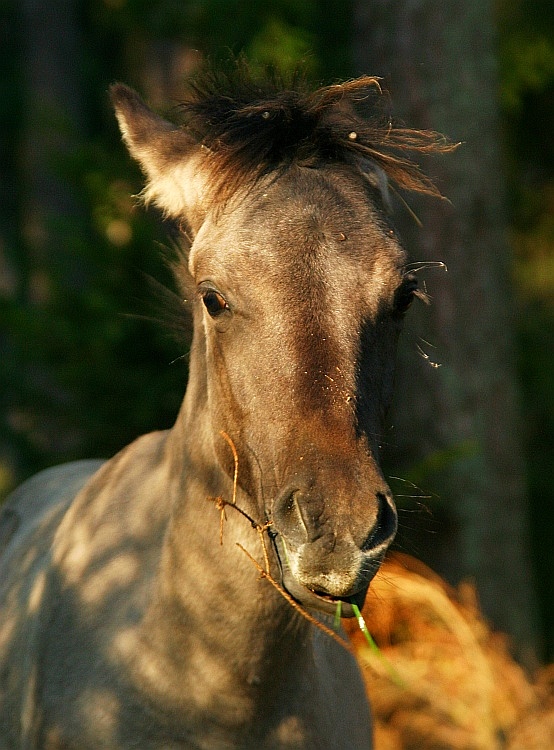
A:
[{"xmin": 0, "ymin": 69, "xmax": 451, "ymax": 749}]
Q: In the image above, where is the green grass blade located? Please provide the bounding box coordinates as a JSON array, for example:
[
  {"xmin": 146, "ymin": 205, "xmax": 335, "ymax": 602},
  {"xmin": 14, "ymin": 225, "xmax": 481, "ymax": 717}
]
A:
[{"xmin": 351, "ymin": 603, "xmax": 405, "ymax": 688}]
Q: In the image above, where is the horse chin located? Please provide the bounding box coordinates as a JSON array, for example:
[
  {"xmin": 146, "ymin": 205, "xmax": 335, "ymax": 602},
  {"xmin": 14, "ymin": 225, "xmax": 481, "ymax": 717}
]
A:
[{"xmin": 271, "ymin": 534, "xmax": 370, "ymax": 618}]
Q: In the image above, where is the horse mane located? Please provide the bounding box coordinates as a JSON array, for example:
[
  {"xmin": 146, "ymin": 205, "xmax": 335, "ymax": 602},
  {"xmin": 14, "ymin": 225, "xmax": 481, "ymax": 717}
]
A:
[{"xmin": 174, "ymin": 64, "xmax": 457, "ymax": 203}]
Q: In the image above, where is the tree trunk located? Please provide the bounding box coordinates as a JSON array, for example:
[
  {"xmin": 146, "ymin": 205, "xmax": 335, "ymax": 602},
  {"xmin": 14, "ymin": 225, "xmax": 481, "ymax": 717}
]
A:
[
  {"xmin": 21, "ymin": 0, "xmax": 84, "ymax": 299},
  {"xmin": 353, "ymin": 0, "xmax": 540, "ymax": 659}
]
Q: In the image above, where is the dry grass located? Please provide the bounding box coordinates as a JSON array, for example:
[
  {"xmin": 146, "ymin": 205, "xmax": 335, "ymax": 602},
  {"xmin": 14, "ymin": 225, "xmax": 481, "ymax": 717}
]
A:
[{"xmin": 344, "ymin": 553, "xmax": 554, "ymax": 750}]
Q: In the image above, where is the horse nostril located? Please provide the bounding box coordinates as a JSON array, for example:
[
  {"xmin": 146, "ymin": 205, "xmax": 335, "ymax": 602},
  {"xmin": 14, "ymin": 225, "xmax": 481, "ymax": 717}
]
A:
[
  {"xmin": 273, "ymin": 485, "xmax": 316, "ymax": 545},
  {"xmin": 362, "ymin": 492, "xmax": 398, "ymax": 552}
]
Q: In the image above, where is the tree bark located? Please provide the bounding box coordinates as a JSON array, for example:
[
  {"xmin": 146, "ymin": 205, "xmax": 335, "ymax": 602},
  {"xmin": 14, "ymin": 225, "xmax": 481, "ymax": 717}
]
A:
[
  {"xmin": 21, "ymin": 0, "xmax": 84, "ymax": 299},
  {"xmin": 353, "ymin": 0, "xmax": 540, "ymax": 659}
]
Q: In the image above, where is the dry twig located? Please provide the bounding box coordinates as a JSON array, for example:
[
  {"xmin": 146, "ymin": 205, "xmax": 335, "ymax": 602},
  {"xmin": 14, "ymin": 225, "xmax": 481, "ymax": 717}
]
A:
[
  {"xmin": 208, "ymin": 430, "xmax": 352, "ymax": 653},
  {"xmin": 237, "ymin": 543, "xmax": 352, "ymax": 653}
]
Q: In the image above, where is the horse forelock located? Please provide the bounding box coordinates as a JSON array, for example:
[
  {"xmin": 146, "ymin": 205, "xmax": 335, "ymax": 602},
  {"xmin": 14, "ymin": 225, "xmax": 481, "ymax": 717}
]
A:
[{"xmin": 170, "ymin": 65, "xmax": 456, "ymax": 207}]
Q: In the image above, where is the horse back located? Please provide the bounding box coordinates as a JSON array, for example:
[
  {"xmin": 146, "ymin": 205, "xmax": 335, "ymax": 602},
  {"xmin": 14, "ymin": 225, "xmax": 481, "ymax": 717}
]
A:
[{"xmin": 0, "ymin": 461, "xmax": 105, "ymax": 558}]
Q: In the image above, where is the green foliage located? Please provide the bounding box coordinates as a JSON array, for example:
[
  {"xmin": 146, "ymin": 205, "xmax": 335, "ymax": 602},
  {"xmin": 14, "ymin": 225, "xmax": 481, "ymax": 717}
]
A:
[
  {"xmin": 498, "ymin": 0, "xmax": 554, "ymax": 657},
  {"xmin": 516, "ymin": 301, "xmax": 554, "ymax": 654},
  {"xmin": 0, "ymin": 0, "xmax": 350, "ymax": 500},
  {"xmin": 0, "ymin": 140, "xmax": 187, "ymax": 487},
  {"xmin": 396, "ymin": 440, "xmax": 481, "ymax": 490},
  {"xmin": 498, "ymin": 0, "xmax": 554, "ymax": 114},
  {"xmin": 246, "ymin": 17, "xmax": 315, "ymax": 75}
]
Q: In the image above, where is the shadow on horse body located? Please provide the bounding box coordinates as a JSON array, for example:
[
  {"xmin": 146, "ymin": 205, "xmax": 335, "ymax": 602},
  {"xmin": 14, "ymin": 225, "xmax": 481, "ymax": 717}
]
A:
[{"xmin": 0, "ymin": 69, "xmax": 452, "ymax": 749}]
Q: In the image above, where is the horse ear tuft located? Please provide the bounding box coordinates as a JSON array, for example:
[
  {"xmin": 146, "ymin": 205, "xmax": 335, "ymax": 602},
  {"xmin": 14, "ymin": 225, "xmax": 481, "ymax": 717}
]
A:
[{"xmin": 110, "ymin": 84, "xmax": 207, "ymax": 230}]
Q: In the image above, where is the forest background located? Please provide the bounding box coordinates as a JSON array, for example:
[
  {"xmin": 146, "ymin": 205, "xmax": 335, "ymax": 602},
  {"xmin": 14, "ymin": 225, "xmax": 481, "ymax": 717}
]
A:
[{"xmin": 0, "ymin": 0, "xmax": 552, "ymax": 664}]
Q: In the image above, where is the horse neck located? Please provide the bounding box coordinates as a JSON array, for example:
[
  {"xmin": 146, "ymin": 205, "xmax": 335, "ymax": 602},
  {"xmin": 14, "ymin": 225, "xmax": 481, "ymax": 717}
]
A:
[{"xmin": 142, "ymin": 332, "xmax": 314, "ymax": 703}]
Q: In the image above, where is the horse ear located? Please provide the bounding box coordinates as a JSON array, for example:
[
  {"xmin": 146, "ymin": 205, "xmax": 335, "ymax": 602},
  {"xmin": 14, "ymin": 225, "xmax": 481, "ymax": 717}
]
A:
[
  {"xmin": 359, "ymin": 159, "xmax": 392, "ymax": 214},
  {"xmin": 110, "ymin": 83, "xmax": 207, "ymax": 229}
]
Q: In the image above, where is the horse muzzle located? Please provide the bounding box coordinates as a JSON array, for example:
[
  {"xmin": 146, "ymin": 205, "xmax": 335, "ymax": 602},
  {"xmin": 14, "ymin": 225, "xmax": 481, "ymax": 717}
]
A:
[{"xmin": 270, "ymin": 484, "xmax": 398, "ymax": 617}]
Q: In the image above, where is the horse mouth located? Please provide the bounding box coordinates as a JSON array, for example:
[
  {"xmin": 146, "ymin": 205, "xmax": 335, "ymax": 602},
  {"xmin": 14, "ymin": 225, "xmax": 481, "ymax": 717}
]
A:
[{"xmin": 270, "ymin": 533, "xmax": 370, "ymax": 618}]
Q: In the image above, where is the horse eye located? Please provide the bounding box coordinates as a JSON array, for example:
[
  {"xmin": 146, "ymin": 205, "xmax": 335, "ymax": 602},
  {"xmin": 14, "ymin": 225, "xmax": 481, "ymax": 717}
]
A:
[
  {"xmin": 202, "ymin": 290, "xmax": 229, "ymax": 317},
  {"xmin": 394, "ymin": 274, "xmax": 418, "ymax": 314}
]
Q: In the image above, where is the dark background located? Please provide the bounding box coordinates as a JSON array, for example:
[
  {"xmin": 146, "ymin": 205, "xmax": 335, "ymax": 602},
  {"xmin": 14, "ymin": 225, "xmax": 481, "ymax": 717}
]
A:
[{"xmin": 0, "ymin": 0, "xmax": 552, "ymax": 663}]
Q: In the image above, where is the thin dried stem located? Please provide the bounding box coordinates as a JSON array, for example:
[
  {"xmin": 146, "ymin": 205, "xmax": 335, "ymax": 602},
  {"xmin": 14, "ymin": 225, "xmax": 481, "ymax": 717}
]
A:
[
  {"xmin": 210, "ymin": 493, "xmax": 259, "ymax": 545},
  {"xmin": 213, "ymin": 496, "xmax": 227, "ymax": 545},
  {"xmin": 220, "ymin": 430, "xmax": 239, "ymax": 505},
  {"xmin": 210, "ymin": 430, "xmax": 240, "ymax": 544},
  {"xmin": 208, "ymin": 430, "xmax": 352, "ymax": 654},
  {"xmin": 257, "ymin": 524, "xmax": 272, "ymax": 574},
  {"xmin": 236, "ymin": 543, "xmax": 352, "ymax": 653}
]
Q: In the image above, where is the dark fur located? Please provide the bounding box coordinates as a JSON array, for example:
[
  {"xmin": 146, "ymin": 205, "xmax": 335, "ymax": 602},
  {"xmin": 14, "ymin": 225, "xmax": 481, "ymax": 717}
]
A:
[
  {"xmin": 150, "ymin": 66, "xmax": 452, "ymax": 341},
  {"xmin": 173, "ymin": 64, "xmax": 455, "ymax": 204}
]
